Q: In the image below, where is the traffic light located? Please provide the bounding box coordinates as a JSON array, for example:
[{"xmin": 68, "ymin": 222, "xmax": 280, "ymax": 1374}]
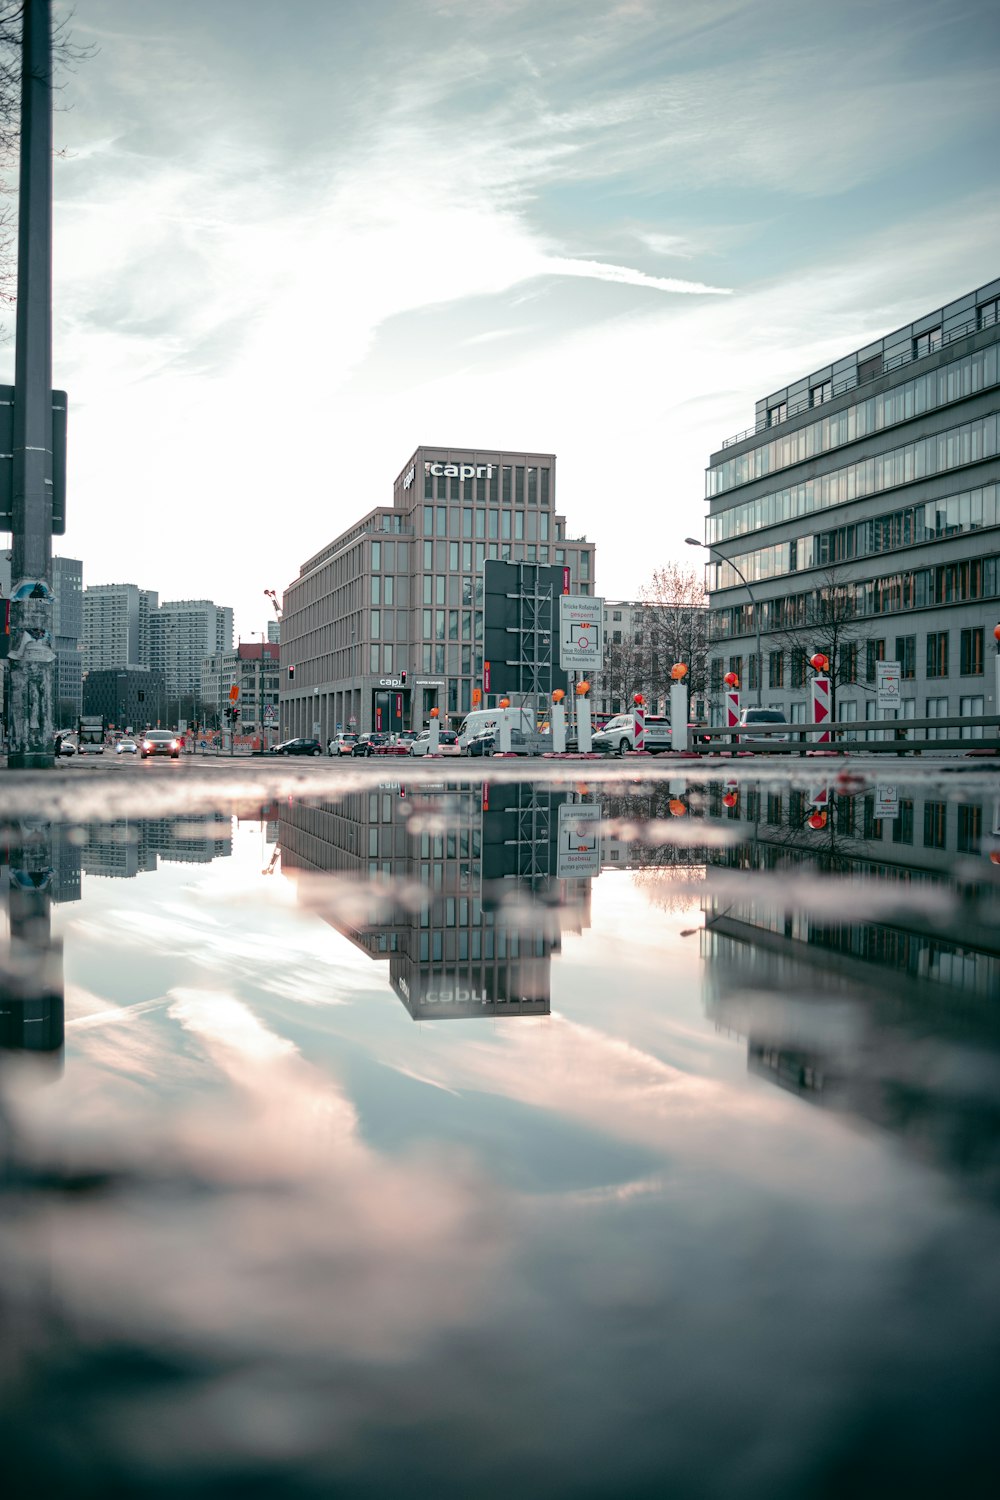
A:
[
  {"xmin": 400, "ymin": 670, "xmax": 406, "ymax": 685},
  {"xmin": 288, "ymin": 665, "xmax": 295, "ymax": 680}
]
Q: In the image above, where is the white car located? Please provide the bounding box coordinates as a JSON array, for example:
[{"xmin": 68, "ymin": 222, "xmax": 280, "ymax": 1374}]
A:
[
  {"xmin": 409, "ymin": 729, "xmax": 460, "ymax": 756},
  {"xmin": 329, "ymin": 734, "xmax": 358, "ymax": 756},
  {"xmin": 738, "ymin": 708, "xmax": 792, "ymax": 744},
  {"xmin": 115, "ymin": 738, "xmax": 139, "ymax": 755}
]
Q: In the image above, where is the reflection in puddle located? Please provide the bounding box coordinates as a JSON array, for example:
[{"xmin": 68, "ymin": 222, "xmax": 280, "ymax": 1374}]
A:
[{"xmin": 1, "ymin": 767, "xmax": 999, "ymax": 1494}]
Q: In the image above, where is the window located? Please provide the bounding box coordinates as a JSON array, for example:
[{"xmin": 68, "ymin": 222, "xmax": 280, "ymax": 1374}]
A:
[
  {"xmin": 913, "ymin": 327, "xmax": 942, "ymax": 358},
  {"xmin": 926, "ymin": 696, "xmax": 948, "ymax": 741},
  {"xmin": 791, "ymin": 648, "xmax": 807, "ymax": 689},
  {"xmin": 769, "ymin": 650, "xmax": 784, "ymax": 688},
  {"xmin": 926, "ymin": 632, "xmax": 948, "ymax": 678},
  {"xmin": 891, "ymin": 799, "xmax": 914, "ymax": 845},
  {"xmin": 960, "ymin": 627, "xmax": 984, "ymax": 675},
  {"xmin": 810, "ymin": 380, "xmax": 832, "ymax": 407},
  {"xmin": 894, "ymin": 635, "xmax": 915, "ymax": 679},
  {"xmin": 923, "ymin": 801, "xmax": 947, "ymax": 850},
  {"xmin": 866, "ymin": 638, "xmax": 885, "ymax": 682},
  {"xmin": 957, "ymin": 804, "xmax": 983, "ymax": 854},
  {"xmin": 858, "ymin": 354, "xmax": 882, "ymax": 383},
  {"xmin": 767, "ymin": 401, "xmax": 787, "ymax": 427},
  {"xmin": 960, "ymin": 694, "xmax": 984, "ymax": 740},
  {"xmin": 728, "ymin": 655, "xmax": 743, "ymax": 683},
  {"xmin": 977, "ymin": 298, "xmax": 999, "ymax": 330}
]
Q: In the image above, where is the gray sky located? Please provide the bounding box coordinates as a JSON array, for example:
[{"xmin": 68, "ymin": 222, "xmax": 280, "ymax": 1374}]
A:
[{"xmin": 8, "ymin": 0, "xmax": 999, "ymax": 638}]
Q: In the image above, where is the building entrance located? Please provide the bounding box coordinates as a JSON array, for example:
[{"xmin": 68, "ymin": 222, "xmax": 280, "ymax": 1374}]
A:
[{"xmin": 372, "ymin": 688, "xmax": 408, "ymax": 735}]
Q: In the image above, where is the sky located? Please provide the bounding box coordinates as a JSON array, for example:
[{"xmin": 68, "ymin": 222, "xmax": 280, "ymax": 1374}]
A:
[{"xmin": 4, "ymin": 0, "xmax": 999, "ymax": 641}]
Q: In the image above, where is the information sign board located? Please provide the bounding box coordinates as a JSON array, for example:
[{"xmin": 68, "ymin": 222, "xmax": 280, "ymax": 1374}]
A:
[
  {"xmin": 556, "ymin": 802, "xmax": 602, "ymax": 877},
  {"xmin": 560, "ymin": 595, "xmax": 604, "ymax": 671},
  {"xmin": 876, "ymin": 661, "xmax": 901, "ymax": 711},
  {"xmin": 875, "ymin": 784, "xmax": 900, "ymax": 819}
]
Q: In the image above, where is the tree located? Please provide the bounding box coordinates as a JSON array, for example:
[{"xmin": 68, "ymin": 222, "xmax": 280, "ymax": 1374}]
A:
[
  {"xmin": 763, "ymin": 565, "xmax": 876, "ymax": 722},
  {"xmin": 637, "ymin": 563, "xmax": 709, "ymax": 708},
  {"xmin": 0, "ymin": 3, "xmax": 92, "ymax": 314}
]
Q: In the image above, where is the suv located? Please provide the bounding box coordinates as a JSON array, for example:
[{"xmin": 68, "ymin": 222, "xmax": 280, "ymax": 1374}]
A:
[
  {"xmin": 738, "ymin": 708, "xmax": 791, "ymax": 745},
  {"xmin": 591, "ymin": 713, "xmax": 672, "ymax": 755}
]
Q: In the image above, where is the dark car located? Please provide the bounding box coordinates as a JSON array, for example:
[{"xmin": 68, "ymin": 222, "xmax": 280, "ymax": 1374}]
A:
[
  {"xmin": 141, "ymin": 730, "xmax": 181, "ymax": 759},
  {"xmin": 274, "ymin": 737, "xmax": 323, "ymax": 757},
  {"xmin": 352, "ymin": 733, "xmax": 389, "ymax": 757},
  {"xmin": 466, "ymin": 728, "xmax": 496, "ymax": 758}
]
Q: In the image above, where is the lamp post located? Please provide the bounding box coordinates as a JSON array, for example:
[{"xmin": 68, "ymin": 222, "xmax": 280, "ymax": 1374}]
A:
[
  {"xmin": 686, "ymin": 537, "xmax": 762, "ymax": 707},
  {"xmin": 994, "ymin": 624, "xmax": 1000, "ymax": 728}
]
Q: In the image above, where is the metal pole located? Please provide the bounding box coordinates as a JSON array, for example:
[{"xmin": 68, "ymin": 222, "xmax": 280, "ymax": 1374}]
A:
[
  {"xmin": 8, "ymin": 0, "xmax": 55, "ymax": 768},
  {"xmin": 686, "ymin": 538, "xmax": 762, "ymax": 707}
]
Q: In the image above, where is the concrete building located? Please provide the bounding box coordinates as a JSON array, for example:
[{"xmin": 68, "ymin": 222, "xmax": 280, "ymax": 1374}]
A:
[
  {"xmin": 82, "ymin": 666, "xmax": 165, "ymax": 731},
  {"xmin": 150, "ymin": 599, "xmax": 234, "ymax": 711},
  {"xmin": 201, "ymin": 641, "xmax": 280, "ymax": 734},
  {"xmin": 279, "ymin": 446, "xmax": 596, "ymax": 742},
  {"xmin": 702, "ymin": 279, "xmax": 1000, "ymax": 732},
  {"xmin": 82, "ymin": 583, "xmax": 159, "ymax": 674}
]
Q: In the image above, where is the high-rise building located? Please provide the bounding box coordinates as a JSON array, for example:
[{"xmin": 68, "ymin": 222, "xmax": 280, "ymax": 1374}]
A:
[
  {"xmin": 52, "ymin": 555, "xmax": 83, "ymax": 722},
  {"xmin": 702, "ymin": 279, "xmax": 1000, "ymax": 731},
  {"xmin": 82, "ymin": 583, "xmax": 159, "ymax": 673},
  {"xmin": 201, "ymin": 641, "xmax": 280, "ymax": 734},
  {"xmin": 279, "ymin": 446, "xmax": 596, "ymax": 742},
  {"xmin": 150, "ymin": 599, "xmax": 234, "ymax": 706}
]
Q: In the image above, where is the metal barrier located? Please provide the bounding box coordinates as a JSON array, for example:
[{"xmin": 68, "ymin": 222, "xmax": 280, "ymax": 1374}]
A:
[{"xmin": 691, "ymin": 713, "xmax": 1000, "ymax": 756}]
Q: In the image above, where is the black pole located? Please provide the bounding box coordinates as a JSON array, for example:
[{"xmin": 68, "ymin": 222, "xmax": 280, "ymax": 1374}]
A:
[{"xmin": 8, "ymin": 0, "xmax": 55, "ymax": 769}]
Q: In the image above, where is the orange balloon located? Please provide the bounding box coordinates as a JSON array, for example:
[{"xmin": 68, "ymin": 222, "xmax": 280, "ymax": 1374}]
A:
[
  {"xmin": 552, "ymin": 689, "xmax": 565, "ymax": 703},
  {"xmin": 429, "ymin": 707, "xmax": 439, "ymax": 718},
  {"xmin": 576, "ymin": 680, "xmax": 591, "ymax": 696},
  {"xmin": 808, "ymin": 810, "xmax": 827, "ymax": 829},
  {"xmin": 499, "ymin": 698, "xmax": 510, "ymax": 708},
  {"xmin": 670, "ymin": 663, "xmax": 688, "ymax": 680},
  {"xmin": 723, "ymin": 673, "xmax": 738, "ymax": 687},
  {"xmin": 633, "ymin": 693, "xmax": 645, "ymax": 706},
  {"xmin": 722, "ymin": 792, "xmax": 738, "ymax": 808},
  {"xmin": 668, "ymin": 799, "xmax": 687, "ymax": 816}
]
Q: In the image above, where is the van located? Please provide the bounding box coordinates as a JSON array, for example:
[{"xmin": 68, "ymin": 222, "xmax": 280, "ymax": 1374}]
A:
[{"xmin": 455, "ymin": 705, "xmax": 533, "ymax": 753}]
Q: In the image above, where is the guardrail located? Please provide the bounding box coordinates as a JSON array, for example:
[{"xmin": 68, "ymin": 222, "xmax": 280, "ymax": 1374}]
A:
[
  {"xmin": 689, "ymin": 712, "xmax": 1000, "ymax": 756},
  {"xmin": 717, "ymin": 310, "xmax": 990, "ymax": 450}
]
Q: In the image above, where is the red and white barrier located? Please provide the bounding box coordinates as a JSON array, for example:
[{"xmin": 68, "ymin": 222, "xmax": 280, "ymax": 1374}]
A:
[
  {"xmin": 725, "ymin": 690, "xmax": 740, "ymax": 730},
  {"xmin": 810, "ymin": 675, "xmax": 831, "ymax": 744},
  {"xmin": 633, "ymin": 701, "xmax": 645, "ymax": 752}
]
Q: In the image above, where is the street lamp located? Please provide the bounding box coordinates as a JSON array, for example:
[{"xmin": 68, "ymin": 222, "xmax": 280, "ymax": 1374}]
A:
[{"xmin": 686, "ymin": 537, "xmax": 763, "ymax": 706}]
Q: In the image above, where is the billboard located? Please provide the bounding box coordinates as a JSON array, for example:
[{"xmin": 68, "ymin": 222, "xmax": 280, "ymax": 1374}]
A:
[{"xmin": 482, "ymin": 560, "xmax": 568, "ymax": 699}]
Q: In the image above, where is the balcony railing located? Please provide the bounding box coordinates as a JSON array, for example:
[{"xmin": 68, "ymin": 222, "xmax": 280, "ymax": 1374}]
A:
[{"xmin": 718, "ymin": 309, "xmax": 993, "ymax": 451}]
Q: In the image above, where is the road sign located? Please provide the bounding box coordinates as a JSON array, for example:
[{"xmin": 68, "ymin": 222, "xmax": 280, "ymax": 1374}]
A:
[
  {"xmin": 560, "ymin": 595, "xmax": 604, "ymax": 670},
  {"xmin": 556, "ymin": 802, "xmax": 602, "ymax": 877},
  {"xmin": 229, "ymin": 683, "xmax": 240, "ymax": 701},
  {"xmin": 876, "ymin": 661, "xmax": 901, "ymax": 711},
  {"xmin": 875, "ymin": 784, "xmax": 899, "ymax": 819}
]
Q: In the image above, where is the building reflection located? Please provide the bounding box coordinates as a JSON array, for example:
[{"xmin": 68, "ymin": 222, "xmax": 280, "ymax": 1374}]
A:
[
  {"xmin": 79, "ymin": 817, "xmax": 234, "ymax": 877},
  {"xmin": 279, "ymin": 780, "xmax": 597, "ymax": 1020},
  {"xmin": 696, "ymin": 778, "xmax": 1000, "ymax": 1195}
]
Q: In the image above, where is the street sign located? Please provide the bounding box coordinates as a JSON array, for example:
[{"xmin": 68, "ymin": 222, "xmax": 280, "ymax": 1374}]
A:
[
  {"xmin": 228, "ymin": 683, "xmax": 240, "ymax": 701},
  {"xmin": 559, "ymin": 594, "xmax": 604, "ymax": 671},
  {"xmin": 875, "ymin": 784, "xmax": 900, "ymax": 819},
  {"xmin": 556, "ymin": 803, "xmax": 602, "ymax": 877},
  {"xmin": 876, "ymin": 661, "xmax": 901, "ymax": 711}
]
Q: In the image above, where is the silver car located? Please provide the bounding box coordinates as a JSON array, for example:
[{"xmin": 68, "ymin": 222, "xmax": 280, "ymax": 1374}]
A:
[{"xmin": 738, "ymin": 708, "xmax": 791, "ymax": 744}]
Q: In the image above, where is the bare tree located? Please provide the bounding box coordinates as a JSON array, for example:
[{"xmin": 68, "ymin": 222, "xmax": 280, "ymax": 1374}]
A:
[
  {"xmin": 763, "ymin": 565, "xmax": 876, "ymax": 721},
  {"xmin": 0, "ymin": 3, "xmax": 93, "ymax": 316},
  {"xmin": 637, "ymin": 563, "xmax": 710, "ymax": 708}
]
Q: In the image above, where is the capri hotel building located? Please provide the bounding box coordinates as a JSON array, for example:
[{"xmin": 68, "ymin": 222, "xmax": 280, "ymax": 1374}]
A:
[{"xmin": 279, "ymin": 447, "xmax": 596, "ymax": 742}]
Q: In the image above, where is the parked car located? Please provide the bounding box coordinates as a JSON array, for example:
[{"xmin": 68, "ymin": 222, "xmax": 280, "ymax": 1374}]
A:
[
  {"xmin": 409, "ymin": 729, "xmax": 460, "ymax": 756},
  {"xmin": 591, "ymin": 713, "xmax": 672, "ymax": 755},
  {"xmin": 466, "ymin": 727, "xmax": 496, "ymax": 757},
  {"xmin": 54, "ymin": 733, "xmax": 76, "ymax": 757},
  {"xmin": 273, "ymin": 737, "xmax": 323, "ymax": 756},
  {"xmin": 352, "ymin": 733, "xmax": 388, "ymax": 757},
  {"xmin": 329, "ymin": 734, "xmax": 358, "ymax": 756},
  {"xmin": 115, "ymin": 738, "xmax": 138, "ymax": 756},
  {"xmin": 141, "ymin": 730, "xmax": 181, "ymax": 759},
  {"xmin": 737, "ymin": 708, "xmax": 792, "ymax": 745}
]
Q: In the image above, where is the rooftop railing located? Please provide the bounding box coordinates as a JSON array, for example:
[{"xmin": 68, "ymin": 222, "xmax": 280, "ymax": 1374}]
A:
[{"xmin": 717, "ymin": 308, "xmax": 996, "ymax": 451}]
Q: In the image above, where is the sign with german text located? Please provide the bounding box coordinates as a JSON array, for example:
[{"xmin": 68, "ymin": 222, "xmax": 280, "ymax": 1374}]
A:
[
  {"xmin": 876, "ymin": 661, "xmax": 901, "ymax": 711},
  {"xmin": 556, "ymin": 802, "xmax": 602, "ymax": 877},
  {"xmin": 560, "ymin": 595, "xmax": 604, "ymax": 671}
]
